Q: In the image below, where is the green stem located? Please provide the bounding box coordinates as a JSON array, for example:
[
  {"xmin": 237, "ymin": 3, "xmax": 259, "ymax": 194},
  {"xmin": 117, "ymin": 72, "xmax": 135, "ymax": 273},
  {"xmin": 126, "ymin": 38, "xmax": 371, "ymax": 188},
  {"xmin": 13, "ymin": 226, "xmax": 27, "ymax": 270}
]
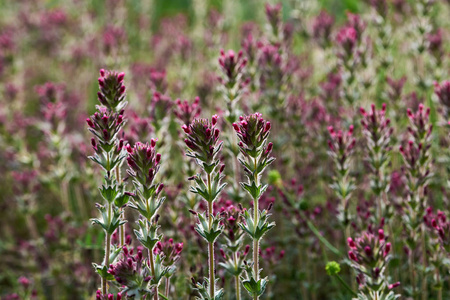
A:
[
  {"xmin": 102, "ymin": 200, "xmax": 113, "ymax": 295},
  {"xmin": 234, "ymin": 252, "xmax": 241, "ymax": 300},
  {"xmin": 253, "ymin": 157, "xmax": 259, "ymax": 300},
  {"xmin": 115, "ymin": 166, "xmax": 125, "ymax": 246},
  {"xmin": 158, "ymin": 292, "xmax": 169, "ymax": 300},
  {"xmin": 304, "ymin": 216, "xmax": 341, "ymax": 256},
  {"xmin": 150, "ymin": 248, "xmax": 158, "ymax": 300},
  {"xmin": 421, "ymin": 223, "xmax": 427, "ymax": 300},
  {"xmin": 334, "ymin": 274, "xmax": 358, "ymax": 297},
  {"xmin": 207, "ymin": 173, "xmax": 215, "ymax": 298},
  {"xmin": 146, "ymin": 220, "xmax": 158, "ymax": 300},
  {"xmin": 165, "ymin": 277, "xmax": 170, "ymax": 297}
]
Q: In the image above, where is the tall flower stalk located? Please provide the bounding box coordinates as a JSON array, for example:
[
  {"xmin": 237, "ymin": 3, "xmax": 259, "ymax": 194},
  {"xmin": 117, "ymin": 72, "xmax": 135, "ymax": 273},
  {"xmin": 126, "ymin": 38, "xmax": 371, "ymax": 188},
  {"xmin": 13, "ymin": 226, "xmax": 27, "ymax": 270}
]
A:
[
  {"xmin": 86, "ymin": 69, "xmax": 129, "ymax": 295},
  {"xmin": 327, "ymin": 125, "xmax": 356, "ymax": 229},
  {"xmin": 399, "ymin": 104, "xmax": 433, "ymax": 299},
  {"xmin": 183, "ymin": 115, "xmax": 227, "ymax": 299},
  {"xmin": 360, "ymin": 104, "xmax": 393, "ymax": 222},
  {"xmin": 125, "ymin": 140, "xmax": 169, "ymax": 299},
  {"xmin": 232, "ymin": 113, "xmax": 275, "ymax": 299}
]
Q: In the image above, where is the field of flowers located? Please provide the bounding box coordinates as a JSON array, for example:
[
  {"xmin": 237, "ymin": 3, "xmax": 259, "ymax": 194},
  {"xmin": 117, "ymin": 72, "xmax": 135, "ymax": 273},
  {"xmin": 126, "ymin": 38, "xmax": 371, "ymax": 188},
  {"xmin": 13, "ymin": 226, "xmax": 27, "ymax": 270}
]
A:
[{"xmin": 0, "ymin": 0, "xmax": 449, "ymax": 299}]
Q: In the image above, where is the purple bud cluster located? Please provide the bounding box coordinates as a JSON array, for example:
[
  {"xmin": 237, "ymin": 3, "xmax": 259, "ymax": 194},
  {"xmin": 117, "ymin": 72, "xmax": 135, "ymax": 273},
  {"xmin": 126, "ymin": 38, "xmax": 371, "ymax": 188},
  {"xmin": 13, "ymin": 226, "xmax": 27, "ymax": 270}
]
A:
[
  {"xmin": 97, "ymin": 69, "xmax": 127, "ymax": 113},
  {"xmin": 87, "ymin": 106, "xmax": 125, "ymax": 150},
  {"xmin": 233, "ymin": 113, "xmax": 272, "ymax": 159},
  {"xmin": 327, "ymin": 125, "xmax": 356, "ymax": 167},
  {"xmin": 87, "ymin": 69, "xmax": 127, "ymax": 161},
  {"xmin": 347, "ymin": 228, "xmax": 399, "ymax": 294},
  {"xmin": 126, "ymin": 140, "xmax": 162, "ymax": 189},
  {"xmin": 183, "ymin": 115, "xmax": 222, "ymax": 168}
]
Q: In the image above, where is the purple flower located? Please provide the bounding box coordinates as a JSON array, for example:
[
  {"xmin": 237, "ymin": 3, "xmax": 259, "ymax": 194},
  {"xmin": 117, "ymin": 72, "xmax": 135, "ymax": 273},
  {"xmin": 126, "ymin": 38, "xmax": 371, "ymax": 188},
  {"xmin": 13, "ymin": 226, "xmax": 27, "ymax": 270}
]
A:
[{"xmin": 183, "ymin": 115, "xmax": 223, "ymax": 168}]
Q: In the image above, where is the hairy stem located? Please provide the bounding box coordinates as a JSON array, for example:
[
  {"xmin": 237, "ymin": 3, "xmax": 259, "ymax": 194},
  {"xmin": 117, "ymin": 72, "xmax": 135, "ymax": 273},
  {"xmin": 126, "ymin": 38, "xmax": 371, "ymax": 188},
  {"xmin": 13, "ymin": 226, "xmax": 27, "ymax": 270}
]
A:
[
  {"xmin": 253, "ymin": 156, "xmax": 259, "ymax": 300},
  {"xmin": 165, "ymin": 277, "xmax": 170, "ymax": 297},
  {"xmin": 115, "ymin": 166, "xmax": 125, "ymax": 246},
  {"xmin": 207, "ymin": 173, "xmax": 215, "ymax": 298},
  {"xmin": 234, "ymin": 252, "xmax": 241, "ymax": 300},
  {"xmin": 146, "ymin": 219, "xmax": 158, "ymax": 300},
  {"xmin": 149, "ymin": 248, "xmax": 158, "ymax": 300},
  {"xmin": 102, "ymin": 199, "xmax": 113, "ymax": 295},
  {"xmin": 421, "ymin": 223, "xmax": 427, "ymax": 300}
]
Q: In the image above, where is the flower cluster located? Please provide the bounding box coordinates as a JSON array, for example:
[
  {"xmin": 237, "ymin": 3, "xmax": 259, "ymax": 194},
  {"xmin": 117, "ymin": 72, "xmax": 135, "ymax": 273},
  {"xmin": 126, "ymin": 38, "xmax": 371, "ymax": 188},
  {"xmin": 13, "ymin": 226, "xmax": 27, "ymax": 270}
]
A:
[
  {"xmin": 183, "ymin": 115, "xmax": 222, "ymax": 170},
  {"xmin": 233, "ymin": 113, "xmax": 275, "ymax": 299},
  {"xmin": 126, "ymin": 140, "xmax": 170, "ymax": 298},
  {"xmin": 97, "ymin": 69, "xmax": 127, "ymax": 113},
  {"xmin": 348, "ymin": 228, "xmax": 400, "ymax": 299},
  {"xmin": 126, "ymin": 140, "xmax": 164, "ymax": 219}
]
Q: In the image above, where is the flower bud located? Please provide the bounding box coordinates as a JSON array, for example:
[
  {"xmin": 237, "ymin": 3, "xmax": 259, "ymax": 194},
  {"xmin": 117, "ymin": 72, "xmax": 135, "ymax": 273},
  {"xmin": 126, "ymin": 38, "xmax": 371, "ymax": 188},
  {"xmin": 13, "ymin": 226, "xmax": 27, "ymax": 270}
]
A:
[{"xmin": 117, "ymin": 72, "xmax": 125, "ymax": 83}]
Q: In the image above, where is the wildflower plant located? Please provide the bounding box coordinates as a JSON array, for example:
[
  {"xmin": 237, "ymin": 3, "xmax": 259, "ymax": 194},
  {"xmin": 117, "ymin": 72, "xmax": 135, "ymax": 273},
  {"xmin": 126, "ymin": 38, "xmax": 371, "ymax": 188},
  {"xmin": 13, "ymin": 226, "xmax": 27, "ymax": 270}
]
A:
[
  {"xmin": 125, "ymin": 140, "xmax": 170, "ymax": 299},
  {"xmin": 87, "ymin": 69, "xmax": 129, "ymax": 295},
  {"xmin": 183, "ymin": 115, "xmax": 227, "ymax": 300},
  {"xmin": 327, "ymin": 125, "xmax": 356, "ymax": 227},
  {"xmin": 399, "ymin": 104, "xmax": 433, "ymax": 298},
  {"xmin": 232, "ymin": 113, "xmax": 275, "ymax": 299},
  {"xmin": 360, "ymin": 104, "xmax": 393, "ymax": 221},
  {"xmin": 399, "ymin": 104, "xmax": 433, "ymax": 229},
  {"xmin": 154, "ymin": 238, "xmax": 184, "ymax": 297}
]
